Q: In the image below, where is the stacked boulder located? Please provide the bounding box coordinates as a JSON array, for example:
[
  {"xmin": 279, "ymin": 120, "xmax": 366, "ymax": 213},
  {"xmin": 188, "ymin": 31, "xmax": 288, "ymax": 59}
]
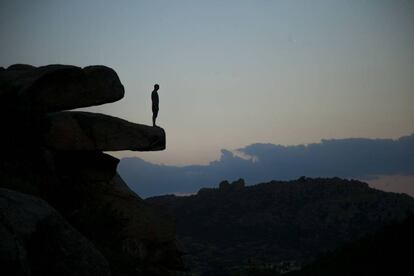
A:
[{"xmin": 0, "ymin": 64, "xmax": 184, "ymax": 275}]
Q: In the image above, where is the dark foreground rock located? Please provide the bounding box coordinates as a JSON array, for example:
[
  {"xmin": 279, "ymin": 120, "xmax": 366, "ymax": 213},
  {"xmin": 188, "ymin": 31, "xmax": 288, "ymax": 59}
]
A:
[
  {"xmin": 0, "ymin": 188, "xmax": 110, "ymax": 276},
  {"xmin": 288, "ymin": 213, "xmax": 414, "ymax": 276},
  {"xmin": 47, "ymin": 151, "xmax": 183, "ymax": 274}
]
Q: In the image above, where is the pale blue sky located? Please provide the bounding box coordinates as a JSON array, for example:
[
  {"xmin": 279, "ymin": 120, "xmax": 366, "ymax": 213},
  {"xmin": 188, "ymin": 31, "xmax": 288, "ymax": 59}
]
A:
[{"xmin": 1, "ymin": 0, "xmax": 413, "ymax": 165}]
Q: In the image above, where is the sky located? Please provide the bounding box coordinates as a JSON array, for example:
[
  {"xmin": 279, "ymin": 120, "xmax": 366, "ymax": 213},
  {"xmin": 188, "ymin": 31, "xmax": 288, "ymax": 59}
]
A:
[
  {"xmin": 1, "ymin": 0, "xmax": 413, "ymax": 165},
  {"xmin": 118, "ymin": 134, "xmax": 414, "ymax": 197}
]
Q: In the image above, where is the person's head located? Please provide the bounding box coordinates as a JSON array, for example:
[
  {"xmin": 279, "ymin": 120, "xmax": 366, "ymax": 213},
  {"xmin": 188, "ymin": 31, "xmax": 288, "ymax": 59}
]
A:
[{"xmin": 154, "ymin": 84, "xmax": 160, "ymax": 91}]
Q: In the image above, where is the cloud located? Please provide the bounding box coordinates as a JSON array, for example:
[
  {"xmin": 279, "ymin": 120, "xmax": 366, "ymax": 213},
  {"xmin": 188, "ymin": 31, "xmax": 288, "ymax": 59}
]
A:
[
  {"xmin": 118, "ymin": 134, "xmax": 414, "ymax": 198},
  {"xmin": 229, "ymin": 149, "xmax": 258, "ymax": 162}
]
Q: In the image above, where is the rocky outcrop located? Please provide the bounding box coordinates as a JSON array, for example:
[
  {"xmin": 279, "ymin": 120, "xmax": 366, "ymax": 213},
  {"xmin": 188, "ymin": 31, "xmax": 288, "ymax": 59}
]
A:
[
  {"xmin": 0, "ymin": 64, "xmax": 124, "ymax": 112},
  {"xmin": 0, "ymin": 64, "xmax": 183, "ymax": 275},
  {"xmin": 218, "ymin": 178, "xmax": 245, "ymax": 190},
  {"xmin": 49, "ymin": 152, "xmax": 183, "ymax": 274},
  {"xmin": 44, "ymin": 111, "xmax": 165, "ymax": 151},
  {"xmin": 0, "ymin": 188, "xmax": 110, "ymax": 276}
]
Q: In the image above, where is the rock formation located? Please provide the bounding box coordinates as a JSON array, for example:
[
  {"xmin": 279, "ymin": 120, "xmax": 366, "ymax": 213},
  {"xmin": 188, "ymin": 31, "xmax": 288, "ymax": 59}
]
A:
[
  {"xmin": 44, "ymin": 111, "xmax": 166, "ymax": 151},
  {"xmin": 0, "ymin": 64, "xmax": 184, "ymax": 275},
  {"xmin": 218, "ymin": 178, "xmax": 245, "ymax": 190},
  {"xmin": 0, "ymin": 64, "xmax": 124, "ymax": 112},
  {"xmin": 0, "ymin": 188, "xmax": 110, "ymax": 276}
]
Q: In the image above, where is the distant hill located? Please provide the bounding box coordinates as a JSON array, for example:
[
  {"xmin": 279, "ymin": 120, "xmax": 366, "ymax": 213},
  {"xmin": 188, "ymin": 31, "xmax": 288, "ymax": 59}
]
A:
[
  {"xmin": 147, "ymin": 177, "xmax": 414, "ymax": 275},
  {"xmin": 120, "ymin": 134, "xmax": 414, "ymax": 197},
  {"xmin": 288, "ymin": 213, "xmax": 414, "ymax": 276}
]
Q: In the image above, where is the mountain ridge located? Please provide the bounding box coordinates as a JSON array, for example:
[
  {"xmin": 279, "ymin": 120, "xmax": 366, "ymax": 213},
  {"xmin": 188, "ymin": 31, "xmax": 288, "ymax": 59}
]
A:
[{"xmin": 147, "ymin": 177, "xmax": 414, "ymax": 275}]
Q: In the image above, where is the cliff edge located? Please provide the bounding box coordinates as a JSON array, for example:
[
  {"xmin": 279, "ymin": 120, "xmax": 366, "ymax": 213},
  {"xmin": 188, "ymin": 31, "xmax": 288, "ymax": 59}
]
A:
[{"xmin": 0, "ymin": 64, "xmax": 183, "ymax": 275}]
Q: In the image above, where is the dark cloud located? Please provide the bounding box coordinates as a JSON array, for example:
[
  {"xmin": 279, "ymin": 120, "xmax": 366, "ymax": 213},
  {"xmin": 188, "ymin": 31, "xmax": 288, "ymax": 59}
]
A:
[{"xmin": 119, "ymin": 134, "xmax": 414, "ymax": 198}]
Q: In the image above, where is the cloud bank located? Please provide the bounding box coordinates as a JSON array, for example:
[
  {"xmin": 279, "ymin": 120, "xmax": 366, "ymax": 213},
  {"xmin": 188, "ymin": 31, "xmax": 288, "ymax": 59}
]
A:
[{"xmin": 119, "ymin": 134, "xmax": 414, "ymax": 198}]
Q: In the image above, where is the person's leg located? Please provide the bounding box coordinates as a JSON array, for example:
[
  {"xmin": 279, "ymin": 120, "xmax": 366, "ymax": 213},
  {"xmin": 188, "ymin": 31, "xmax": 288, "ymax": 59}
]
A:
[{"xmin": 152, "ymin": 109, "xmax": 158, "ymax": 127}]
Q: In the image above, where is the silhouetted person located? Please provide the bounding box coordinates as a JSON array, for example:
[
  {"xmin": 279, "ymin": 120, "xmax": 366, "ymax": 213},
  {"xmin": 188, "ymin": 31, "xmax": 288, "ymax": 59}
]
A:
[{"xmin": 151, "ymin": 84, "xmax": 160, "ymax": 127}]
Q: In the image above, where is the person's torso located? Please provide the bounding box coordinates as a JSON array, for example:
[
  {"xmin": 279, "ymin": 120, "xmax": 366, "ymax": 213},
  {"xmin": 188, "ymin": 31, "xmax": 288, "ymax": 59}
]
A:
[
  {"xmin": 151, "ymin": 91, "xmax": 159, "ymax": 103},
  {"xmin": 151, "ymin": 91, "xmax": 159, "ymax": 106}
]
